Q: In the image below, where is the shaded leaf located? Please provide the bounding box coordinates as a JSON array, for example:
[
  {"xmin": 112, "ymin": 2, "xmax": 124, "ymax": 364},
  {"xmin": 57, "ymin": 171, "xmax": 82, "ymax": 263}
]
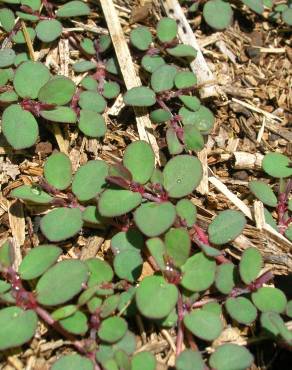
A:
[
  {"xmin": 184, "ymin": 309, "xmax": 223, "ymax": 341},
  {"xmin": 44, "ymin": 152, "xmax": 72, "ymax": 190},
  {"xmin": 209, "ymin": 344, "xmax": 253, "ymax": 370}
]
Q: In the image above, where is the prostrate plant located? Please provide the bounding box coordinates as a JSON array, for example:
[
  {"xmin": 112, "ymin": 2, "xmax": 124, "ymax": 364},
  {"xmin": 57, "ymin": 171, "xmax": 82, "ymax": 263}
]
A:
[
  {"xmin": 249, "ymin": 152, "xmax": 292, "ymax": 240},
  {"xmin": 6, "ymin": 140, "xmax": 292, "ymax": 370},
  {"xmin": 124, "ymin": 17, "xmax": 215, "ymax": 155}
]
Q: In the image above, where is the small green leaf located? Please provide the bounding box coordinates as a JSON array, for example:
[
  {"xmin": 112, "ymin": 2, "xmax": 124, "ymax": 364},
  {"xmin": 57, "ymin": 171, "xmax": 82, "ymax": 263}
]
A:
[
  {"xmin": 249, "ymin": 181, "xmax": 277, "ymax": 207},
  {"xmin": 166, "ymin": 127, "xmax": 184, "ymax": 155},
  {"xmin": 150, "ymin": 108, "xmax": 172, "ymax": 123},
  {"xmin": 82, "ymin": 206, "xmax": 107, "ymax": 228},
  {"xmin": 215, "ymin": 263, "xmax": 235, "ymax": 294},
  {"xmin": 260, "ymin": 311, "xmax": 291, "ymax": 341},
  {"xmin": 167, "ymin": 44, "xmax": 197, "ymax": 58},
  {"xmin": 81, "ymin": 76, "xmax": 98, "ymax": 90},
  {"xmin": 225, "ymin": 297, "xmax": 257, "ymax": 324},
  {"xmin": 78, "ymin": 110, "xmax": 106, "ymax": 138},
  {"xmin": 183, "ymin": 124, "xmax": 204, "ymax": 152},
  {"xmin": 105, "ymin": 57, "xmax": 119, "ymax": 75},
  {"xmin": 19, "ymin": 245, "xmax": 62, "ymax": 280},
  {"xmin": 36, "ymin": 259, "xmax": 88, "ymax": 306},
  {"xmin": 0, "ymin": 240, "xmax": 14, "ymax": 267},
  {"xmin": 99, "ymin": 34, "xmax": 112, "ymax": 53},
  {"xmin": 103, "ymin": 81, "xmax": 120, "ymax": 99},
  {"xmin": 252, "ymin": 287, "xmax": 287, "ymax": 313},
  {"xmin": 239, "ymin": 247, "xmax": 263, "ymax": 284},
  {"xmin": 11, "ymin": 185, "xmax": 53, "ymax": 204},
  {"xmin": 263, "ymin": 208, "xmax": 278, "ymax": 230},
  {"xmin": 163, "ymin": 155, "xmax": 202, "ymax": 198},
  {"xmin": 175, "ymin": 71, "xmax": 197, "ymax": 89},
  {"xmin": 176, "ymin": 199, "xmax": 197, "ymax": 227},
  {"xmin": 51, "ymin": 354, "xmax": 93, "ymax": 370},
  {"xmin": 72, "ymin": 160, "xmax": 108, "ymax": 201},
  {"xmin": 146, "ymin": 238, "xmax": 166, "ymax": 270},
  {"xmin": 40, "ymin": 207, "xmax": 83, "ymax": 242},
  {"xmin": 51, "ymin": 305, "xmax": 77, "ymax": 320},
  {"xmin": 180, "ymin": 105, "xmax": 215, "ymax": 134},
  {"xmin": 123, "ymin": 141, "xmax": 155, "ymax": 184},
  {"xmin": 2, "ymin": 104, "xmax": 38, "ymax": 149},
  {"xmin": 114, "ymin": 250, "xmax": 143, "ymax": 282},
  {"xmin": 35, "ymin": 19, "xmax": 62, "ymax": 42},
  {"xmin": 150, "ymin": 168, "xmax": 164, "ymax": 185},
  {"xmin": 203, "ymin": 0, "xmax": 233, "ymax": 30},
  {"xmin": 100, "ymin": 295, "xmax": 120, "ymax": 318},
  {"xmin": 181, "ymin": 252, "xmax": 216, "ymax": 292},
  {"xmin": 41, "ymin": 107, "xmax": 77, "ymax": 123},
  {"xmin": 38, "ymin": 76, "xmax": 75, "ymax": 105},
  {"xmin": 111, "ymin": 229, "xmax": 144, "ymax": 254},
  {"xmin": 98, "ymin": 189, "xmax": 142, "ymax": 217},
  {"xmin": 179, "ymin": 95, "xmax": 201, "ymax": 111},
  {"xmin": 85, "ymin": 258, "xmax": 113, "ymax": 287},
  {"xmin": 156, "ymin": 17, "xmax": 177, "ymax": 43},
  {"xmin": 60, "ymin": 310, "xmax": 88, "ymax": 335},
  {"xmin": 13, "ymin": 60, "xmax": 50, "ymax": 99},
  {"xmin": 79, "ymin": 91, "xmax": 106, "ymax": 113},
  {"xmin": 141, "ymin": 55, "xmax": 165, "ymax": 73},
  {"xmin": 13, "ymin": 27, "xmax": 35, "ymax": 44},
  {"xmin": 134, "ymin": 201, "xmax": 176, "ymax": 237},
  {"xmin": 150, "ymin": 64, "xmax": 177, "ymax": 93},
  {"xmin": 123, "ymin": 86, "xmax": 156, "ymax": 107},
  {"xmin": 73, "ymin": 60, "xmax": 96, "ymax": 72},
  {"xmin": 0, "ymin": 8, "xmax": 15, "ymax": 32},
  {"xmin": 0, "ymin": 48, "xmax": 15, "ymax": 67},
  {"xmin": 262, "ymin": 152, "xmax": 292, "ymax": 178},
  {"xmin": 98, "ymin": 317, "xmax": 127, "ymax": 343},
  {"xmin": 0, "ymin": 280, "xmax": 10, "ymax": 294},
  {"xmin": 282, "ymin": 8, "xmax": 292, "ymax": 26},
  {"xmin": 0, "ymin": 307, "xmax": 37, "ymax": 350},
  {"xmin": 165, "ymin": 228, "xmax": 190, "ymax": 267},
  {"xmin": 56, "ymin": 1, "xmax": 90, "ymax": 18},
  {"xmin": 286, "ymin": 300, "xmax": 292, "ymax": 318},
  {"xmin": 44, "ymin": 152, "xmax": 72, "ymax": 190},
  {"xmin": 208, "ymin": 210, "xmax": 246, "ymax": 245},
  {"xmin": 285, "ymin": 225, "xmax": 292, "ymax": 241},
  {"xmin": 0, "ymin": 90, "xmax": 18, "ymax": 102},
  {"xmin": 80, "ymin": 38, "xmax": 95, "ymax": 55},
  {"xmin": 130, "ymin": 26, "xmax": 152, "ymax": 51},
  {"xmin": 242, "ymin": 0, "xmax": 264, "ymax": 14},
  {"xmin": 136, "ymin": 275, "xmax": 178, "ymax": 319},
  {"xmin": 209, "ymin": 344, "xmax": 253, "ymax": 370},
  {"xmin": 184, "ymin": 309, "xmax": 223, "ymax": 341},
  {"xmin": 21, "ymin": 0, "xmax": 40, "ymax": 11},
  {"xmin": 176, "ymin": 350, "xmax": 205, "ymax": 370},
  {"xmin": 131, "ymin": 352, "xmax": 156, "ymax": 370}
]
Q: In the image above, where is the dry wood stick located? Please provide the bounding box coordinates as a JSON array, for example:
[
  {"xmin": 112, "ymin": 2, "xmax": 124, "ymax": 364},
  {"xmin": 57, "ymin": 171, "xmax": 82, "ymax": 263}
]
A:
[{"xmin": 99, "ymin": 0, "xmax": 160, "ymax": 163}]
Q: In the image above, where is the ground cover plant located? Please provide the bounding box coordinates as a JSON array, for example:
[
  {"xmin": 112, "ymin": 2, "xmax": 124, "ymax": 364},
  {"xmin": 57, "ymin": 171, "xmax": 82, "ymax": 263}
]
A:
[{"xmin": 0, "ymin": 1, "xmax": 291, "ymax": 369}]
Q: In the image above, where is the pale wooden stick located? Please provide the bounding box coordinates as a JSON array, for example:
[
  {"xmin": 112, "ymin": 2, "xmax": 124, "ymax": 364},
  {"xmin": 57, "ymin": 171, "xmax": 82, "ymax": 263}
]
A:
[
  {"xmin": 161, "ymin": 0, "xmax": 221, "ymax": 99},
  {"xmin": 8, "ymin": 200, "xmax": 25, "ymax": 270},
  {"xmin": 21, "ymin": 20, "xmax": 35, "ymax": 61},
  {"xmin": 197, "ymin": 148, "xmax": 209, "ymax": 194},
  {"xmin": 232, "ymin": 98, "xmax": 282, "ymax": 122},
  {"xmin": 100, "ymin": 0, "xmax": 160, "ymax": 163}
]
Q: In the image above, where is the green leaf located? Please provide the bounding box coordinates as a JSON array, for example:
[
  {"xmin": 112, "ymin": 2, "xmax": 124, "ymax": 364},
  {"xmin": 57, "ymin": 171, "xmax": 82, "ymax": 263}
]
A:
[
  {"xmin": 150, "ymin": 168, "xmax": 164, "ymax": 185},
  {"xmin": 13, "ymin": 61, "xmax": 50, "ymax": 99},
  {"xmin": 179, "ymin": 95, "xmax": 201, "ymax": 112},
  {"xmin": 183, "ymin": 124, "xmax": 205, "ymax": 152},
  {"xmin": 98, "ymin": 317, "xmax": 127, "ymax": 343},
  {"xmin": 40, "ymin": 107, "xmax": 77, "ymax": 123},
  {"xmin": 150, "ymin": 64, "xmax": 177, "ymax": 93},
  {"xmin": 225, "ymin": 297, "xmax": 257, "ymax": 325},
  {"xmin": 73, "ymin": 60, "xmax": 96, "ymax": 72},
  {"xmin": 239, "ymin": 247, "xmax": 263, "ymax": 284},
  {"xmin": 11, "ymin": 185, "xmax": 53, "ymax": 204},
  {"xmin": 51, "ymin": 354, "xmax": 94, "ymax": 370},
  {"xmin": 80, "ymin": 38, "xmax": 95, "ymax": 55},
  {"xmin": 51, "ymin": 305, "xmax": 78, "ymax": 320},
  {"xmin": 118, "ymin": 288, "xmax": 137, "ymax": 317},
  {"xmin": 215, "ymin": 263, "xmax": 235, "ymax": 294},
  {"xmin": 282, "ymin": 8, "xmax": 292, "ymax": 26},
  {"xmin": 123, "ymin": 86, "xmax": 156, "ymax": 107},
  {"xmin": 0, "ymin": 69, "xmax": 9, "ymax": 87},
  {"xmin": 35, "ymin": 19, "xmax": 62, "ymax": 42},
  {"xmin": 56, "ymin": 1, "xmax": 90, "ymax": 18},
  {"xmin": 81, "ymin": 76, "xmax": 98, "ymax": 90},
  {"xmin": 263, "ymin": 208, "xmax": 278, "ymax": 231},
  {"xmin": 19, "ymin": 245, "xmax": 62, "ymax": 280},
  {"xmin": 134, "ymin": 201, "xmax": 176, "ymax": 237},
  {"xmin": 176, "ymin": 350, "xmax": 205, "ymax": 370},
  {"xmin": 260, "ymin": 311, "xmax": 291, "ymax": 340},
  {"xmin": 208, "ymin": 210, "xmax": 246, "ymax": 245},
  {"xmin": 130, "ymin": 26, "xmax": 152, "ymax": 51},
  {"xmin": 209, "ymin": 344, "xmax": 253, "ymax": 370},
  {"xmin": 105, "ymin": 57, "xmax": 119, "ymax": 75},
  {"xmin": 249, "ymin": 180, "xmax": 277, "ymax": 207},
  {"xmin": 111, "ymin": 229, "xmax": 144, "ymax": 254},
  {"xmin": 203, "ymin": 0, "xmax": 233, "ymax": 30},
  {"xmin": 123, "ymin": 141, "xmax": 155, "ymax": 184},
  {"xmin": 0, "ymin": 90, "xmax": 18, "ymax": 102},
  {"xmin": 0, "ymin": 280, "xmax": 10, "ymax": 294},
  {"xmin": 242, "ymin": 0, "xmax": 264, "ymax": 15},
  {"xmin": 285, "ymin": 225, "xmax": 292, "ymax": 241},
  {"xmin": 167, "ymin": 44, "xmax": 197, "ymax": 58},
  {"xmin": 72, "ymin": 160, "xmax": 108, "ymax": 201},
  {"xmin": 2, "ymin": 104, "xmax": 38, "ymax": 149},
  {"xmin": 150, "ymin": 108, "xmax": 172, "ymax": 123},
  {"xmin": 0, "ymin": 307, "xmax": 37, "ymax": 350},
  {"xmin": 252, "ymin": 287, "xmax": 287, "ymax": 313},
  {"xmin": 79, "ymin": 91, "xmax": 106, "ymax": 113},
  {"xmin": 176, "ymin": 199, "xmax": 197, "ymax": 227},
  {"xmin": 82, "ymin": 205, "xmax": 107, "ymax": 228},
  {"xmin": 21, "ymin": 0, "xmax": 40, "ymax": 11},
  {"xmin": 156, "ymin": 17, "xmax": 177, "ymax": 43},
  {"xmin": 166, "ymin": 127, "xmax": 184, "ymax": 155},
  {"xmin": 146, "ymin": 238, "xmax": 166, "ymax": 270},
  {"xmin": 131, "ymin": 352, "xmax": 156, "ymax": 370},
  {"xmin": 13, "ymin": 27, "xmax": 35, "ymax": 44},
  {"xmin": 114, "ymin": 250, "xmax": 143, "ymax": 282},
  {"xmin": 141, "ymin": 55, "xmax": 165, "ymax": 73},
  {"xmin": 103, "ymin": 81, "xmax": 120, "ymax": 99},
  {"xmin": 184, "ymin": 309, "xmax": 223, "ymax": 341},
  {"xmin": 0, "ymin": 240, "xmax": 14, "ymax": 267},
  {"xmin": 163, "ymin": 155, "xmax": 202, "ymax": 198},
  {"xmin": 44, "ymin": 152, "xmax": 72, "ymax": 190},
  {"xmin": 40, "ymin": 207, "xmax": 83, "ymax": 242},
  {"xmin": 0, "ymin": 8, "xmax": 15, "ymax": 32},
  {"xmin": 262, "ymin": 152, "xmax": 292, "ymax": 178},
  {"xmin": 38, "ymin": 76, "xmax": 75, "ymax": 105},
  {"xmin": 165, "ymin": 228, "xmax": 190, "ymax": 267},
  {"xmin": 181, "ymin": 252, "xmax": 216, "ymax": 292},
  {"xmin": 136, "ymin": 275, "xmax": 178, "ymax": 319},
  {"xmin": 98, "ymin": 189, "xmax": 142, "ymax": 217},
  {"xmin": 180, "ymin": 105, "xmax": 215, "ymax": 134},
  {"xmin": 175, "ymin": 71, "xmax": 197, "ymax": 89},
  {"xmin": 60, "ymin": 310, "xmax": 88, "ymax": 335},
  {"xmin": 16, "ymin": 11, "xmax": 38, "ymax": 21},
  {"xmin": 100, "ymin": 295, "xmax": 120, "ymax": 318},
  {"xmin": 85, "ymin": 257, "xmax": 113, "ymax": 287},
  {"xmin": 78, "ymin": 110, "xmax": 106, "ymax": 138},
  {"xmin": 36, "ymin": 259, "xmax": 88, "ymax": 306},
  {"xmin": 287, "ymin": 300, "xmax": 292, "ymax": 317},
  {"xmin": 202, "ymin": 301, "xmax": 222, "ymax": 315},
  {"xmin": 0, "ymin": 48, "xmax": 15, "ymax": 67}
]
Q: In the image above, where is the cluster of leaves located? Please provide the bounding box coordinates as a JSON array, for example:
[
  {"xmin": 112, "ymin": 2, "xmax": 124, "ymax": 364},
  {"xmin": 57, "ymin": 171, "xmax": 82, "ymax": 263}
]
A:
[
  {"xmin": 249, "ymin": 152, "xmax": 292, "ymax": 241},
  {"xmin": 5, "ymin": 140, "xmax": 292, "ymax": 369},
  {"xmin": 124, "ymin": 17, "xmax": 215, "ymax": 155},
  {"xmin": 182, "ymin": 0, "xmax": 292, "ymax": 30}
]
